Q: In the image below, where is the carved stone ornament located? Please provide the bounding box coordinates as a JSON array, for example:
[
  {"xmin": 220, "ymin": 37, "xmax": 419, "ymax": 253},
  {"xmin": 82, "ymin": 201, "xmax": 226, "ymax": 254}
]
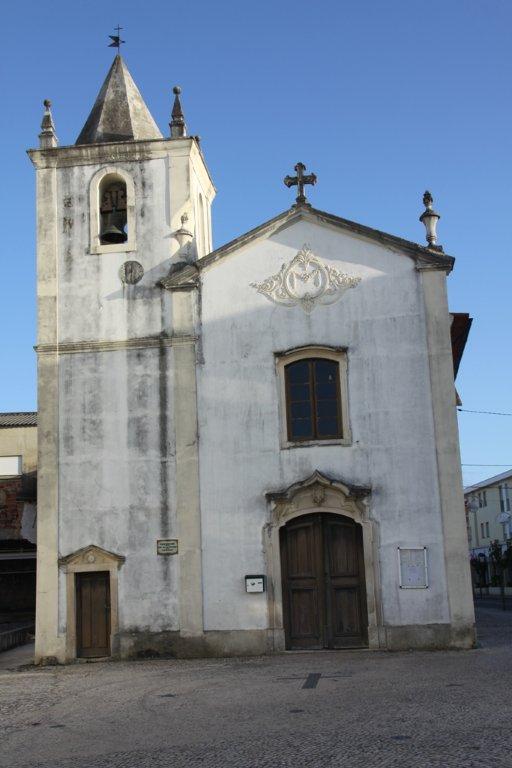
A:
[
  {"xmin": 250, "ymin": 244, "xmax": 360, "ymax": 313},
  {"xmin": 312, "ymin": 486, "xmax": 326, "ymax": 506},
  {"xmin": 119, "ymin": 260, "xmax": 144, "ymax": 285}
]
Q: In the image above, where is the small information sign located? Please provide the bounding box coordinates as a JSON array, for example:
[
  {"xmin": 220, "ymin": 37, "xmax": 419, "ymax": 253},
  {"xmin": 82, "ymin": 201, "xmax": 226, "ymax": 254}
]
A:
[
  {"xmin": 157, "ymin": 539, "xmax": 179, "ymax": 556},
  {"xmin": 398, "ymin": 547, "xmax": 428, "ymax": 589}
]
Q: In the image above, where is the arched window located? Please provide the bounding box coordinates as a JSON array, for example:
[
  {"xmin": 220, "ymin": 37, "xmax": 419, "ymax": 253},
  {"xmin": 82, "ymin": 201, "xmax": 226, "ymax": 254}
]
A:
[
  {"xmin": 99, "ymin": 176, "xmax": 127, "ymax": 244},
  {"xmin": 276, "ymin": 347, "xmax": 351, "ymax": 447},
  {"xmin": 89, "ymin": 167, "xmax": 136, "ymax": 254},
  {"xmin": 285, "ymin": 358, "xmax": 342, "ymax": 441}
]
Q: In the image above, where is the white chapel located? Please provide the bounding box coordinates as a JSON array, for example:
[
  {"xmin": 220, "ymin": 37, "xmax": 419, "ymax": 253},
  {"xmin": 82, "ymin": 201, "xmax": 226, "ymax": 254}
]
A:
[{"xmin": 30, "ymin": 54, "xmax": 475, "ymax": 663}]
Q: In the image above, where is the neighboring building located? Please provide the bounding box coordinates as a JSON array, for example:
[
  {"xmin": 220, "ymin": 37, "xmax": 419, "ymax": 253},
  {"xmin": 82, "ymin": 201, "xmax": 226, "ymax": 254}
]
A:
[
  {"xmin": 30, "ymin": 54, "xmax": 475, "ymax": 664},
  {"xmin": 465, "ymin": 469, "xmax": 512, "ymax": 559},
  {"xmin": 0, "ymin": 412, "xmax": 38, "ymax": 616}
]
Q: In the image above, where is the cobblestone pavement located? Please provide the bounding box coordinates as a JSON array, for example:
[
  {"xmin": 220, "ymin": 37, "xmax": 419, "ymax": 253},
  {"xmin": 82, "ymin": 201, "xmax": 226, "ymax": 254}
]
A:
[{"xmin": 1, "ymin": 606, "xmax": 511, "ymax": 768}]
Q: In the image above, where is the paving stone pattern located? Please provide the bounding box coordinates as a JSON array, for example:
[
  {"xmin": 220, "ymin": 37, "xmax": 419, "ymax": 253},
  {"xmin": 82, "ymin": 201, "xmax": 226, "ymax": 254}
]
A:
[{"xmin": 1, "ymin": 605, "xmax": 511, "ymax": 768}]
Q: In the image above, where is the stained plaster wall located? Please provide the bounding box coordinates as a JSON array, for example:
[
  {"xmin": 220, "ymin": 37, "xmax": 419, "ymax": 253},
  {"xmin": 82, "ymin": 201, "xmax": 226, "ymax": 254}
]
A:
[
  {"xmin": 198, "ymin": 218, "xmax": 453, "ymax": 634},
  {"xmin": 47, "ymin": 141, "xmax": 212, "ymax": 644}
]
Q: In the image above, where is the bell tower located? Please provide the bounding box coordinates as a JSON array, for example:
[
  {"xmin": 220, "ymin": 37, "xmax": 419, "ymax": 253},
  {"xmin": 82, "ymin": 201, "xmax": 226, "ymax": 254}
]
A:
[{"xmin": 29, "ymin": 54, "xmax": 215, "ymax": 663}]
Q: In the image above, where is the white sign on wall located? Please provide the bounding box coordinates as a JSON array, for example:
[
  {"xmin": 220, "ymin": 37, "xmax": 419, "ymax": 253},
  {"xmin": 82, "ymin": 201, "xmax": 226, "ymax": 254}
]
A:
[
  {"xmin": 157, "ymin": 539, "xmax": 178, "ymax": 556},
  {"xmin": 398, "ymin": 547, "xmax": 428, "ymax": 589}
]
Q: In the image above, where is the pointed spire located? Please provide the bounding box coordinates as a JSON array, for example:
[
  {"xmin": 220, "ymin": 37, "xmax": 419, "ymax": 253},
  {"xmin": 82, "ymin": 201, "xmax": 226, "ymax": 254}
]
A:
[
  {"xmin": 39, "ymin": 100, "xmax": 58, "ymax": 149},
  {"xmin": 170, "ymin": 86, "xmax": 187, "ymax": 138},
  {"xmin": 76, "ymin": 55, "xmax": 162, "ymax": 145}
]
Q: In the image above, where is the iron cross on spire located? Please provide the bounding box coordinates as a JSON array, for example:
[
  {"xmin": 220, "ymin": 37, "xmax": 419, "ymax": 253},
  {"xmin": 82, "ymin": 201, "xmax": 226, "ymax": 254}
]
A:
[
  {"xmin": 284, "ymin": 162, "xmax": 317, "ymax": 206},
  {"xmin": 108, "ymin": 25, "xmax": 125, "ymax": 52}
]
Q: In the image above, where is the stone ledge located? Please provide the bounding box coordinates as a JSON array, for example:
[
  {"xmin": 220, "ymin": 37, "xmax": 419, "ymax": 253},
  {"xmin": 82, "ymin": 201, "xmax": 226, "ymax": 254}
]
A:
[{"xmin": 35, "ymin": 334, "xmax": 197, "ymax": 355}]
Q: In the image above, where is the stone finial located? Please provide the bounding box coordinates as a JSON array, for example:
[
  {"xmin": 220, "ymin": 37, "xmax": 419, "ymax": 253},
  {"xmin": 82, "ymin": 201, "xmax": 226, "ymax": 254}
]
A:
[
  {"xmin": 170, "ymin": 86, "xmax": 187, "ymax": 138},
  {"xmin": 423, "ymin": 191, "xmax": 434, "ymax": 209},
  {"xmin": 39, "ymin": 99, "xmax": 58, "ymax": 149},
  {"xmin": 419, "ymin": 190, "xmax": 441, "ymax": 248},
  {"xmin": 173, "ymin": 212, "xmax": 193, "ymax": 250}
]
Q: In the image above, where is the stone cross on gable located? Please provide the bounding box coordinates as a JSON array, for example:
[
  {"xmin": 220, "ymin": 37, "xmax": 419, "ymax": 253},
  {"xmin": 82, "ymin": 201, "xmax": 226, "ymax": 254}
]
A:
[{"xmin": 284, "ymin": 162, "xmax": 317, "ymax": 205}]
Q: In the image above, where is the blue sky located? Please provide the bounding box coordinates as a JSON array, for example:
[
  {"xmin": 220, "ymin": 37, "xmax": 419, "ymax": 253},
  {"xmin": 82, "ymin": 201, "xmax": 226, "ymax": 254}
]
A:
[{"xmin": 1, "ymin": 0, "xmax": 510, "ymax": 485}]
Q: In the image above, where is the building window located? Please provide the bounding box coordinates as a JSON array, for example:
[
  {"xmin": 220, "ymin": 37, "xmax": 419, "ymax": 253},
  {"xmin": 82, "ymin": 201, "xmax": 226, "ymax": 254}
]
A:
[
  {"xmin": 485, "ymin": 522, "xmax": 490, "ymax": 538},
  {"xmin": 0, "ymin": 456, "xmax": 22, "ymax": 477},
  {"xmin": 483, "ymin": 490, "xmax": 487, "ymax": 507},
  {"xmin": 276, "ymin": 347, "xmax": 350, "ymax": 448},
  {"xmin": 89, "ymin": 166, "xmax": 136, "ymax": 255},
  {"xmin": 481, "ymin": 522, "xmax": 485, "ymax": 538},
  {"xmin": 285, "ymin": 358, "xmax": 342, "ymax": 441}
]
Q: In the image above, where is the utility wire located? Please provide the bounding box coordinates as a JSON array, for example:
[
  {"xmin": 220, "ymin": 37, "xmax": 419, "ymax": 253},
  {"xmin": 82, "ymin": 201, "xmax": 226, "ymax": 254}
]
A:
[{"xmin": 458, "ymin": 408, "xmax": 512, "ymax": 416}]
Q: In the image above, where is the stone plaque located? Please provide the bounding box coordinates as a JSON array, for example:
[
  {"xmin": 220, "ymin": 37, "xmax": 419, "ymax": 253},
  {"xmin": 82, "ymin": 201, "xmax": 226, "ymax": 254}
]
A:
[
  {"xmin": 398, "ymin": 547, "xmax": 428, "ymax": 589},
  {"xmin": 157, "ymin": 539, "xmax": 179, "ymax": 556}
]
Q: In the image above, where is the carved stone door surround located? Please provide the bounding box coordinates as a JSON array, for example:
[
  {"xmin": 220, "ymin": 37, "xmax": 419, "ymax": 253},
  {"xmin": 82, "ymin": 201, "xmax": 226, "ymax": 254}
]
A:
[
  {"xmin": 58, "ymin": 544, "xmax": 125, "ymax": 661},
  {"xmin": 264, "ymin": 471, "xmax": 383, "ymax": 651}
]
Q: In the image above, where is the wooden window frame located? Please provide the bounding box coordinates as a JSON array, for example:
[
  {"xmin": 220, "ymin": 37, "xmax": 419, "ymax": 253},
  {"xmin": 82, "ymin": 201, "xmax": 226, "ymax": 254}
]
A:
[
  {"xmin": 276, "ymin": 346, "xmax": 351, "ymax": 449},
  {"xmin": 285, "ymin": 358, "xmax": 343, "ymax": 442}
]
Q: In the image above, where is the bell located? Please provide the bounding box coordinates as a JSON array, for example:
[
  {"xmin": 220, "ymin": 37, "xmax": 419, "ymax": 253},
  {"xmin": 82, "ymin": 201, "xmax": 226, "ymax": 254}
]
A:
[{"xmin": 100, "ymin": 211, "xmax": 127, "ymax": 244}]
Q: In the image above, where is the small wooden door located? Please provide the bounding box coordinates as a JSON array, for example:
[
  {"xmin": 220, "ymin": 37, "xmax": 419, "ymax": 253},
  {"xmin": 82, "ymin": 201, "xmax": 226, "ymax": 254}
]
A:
[
  {"xmin": 76, "ymin": 571, "xmax": 111, "ymax": 658},
  {"xmin": 280, "ymin": 513, "xmax": 368, "ymax": 649}
]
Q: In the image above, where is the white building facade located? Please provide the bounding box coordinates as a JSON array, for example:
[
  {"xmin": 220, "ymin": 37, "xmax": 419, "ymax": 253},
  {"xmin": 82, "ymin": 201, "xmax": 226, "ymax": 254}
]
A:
[
  {"xmin": 30, "ymin": 56, "xmax": 475, "ymax": 663},
  {"xmin": 465, "ymin": 470, "xmax": 512, "ymax": 557}
]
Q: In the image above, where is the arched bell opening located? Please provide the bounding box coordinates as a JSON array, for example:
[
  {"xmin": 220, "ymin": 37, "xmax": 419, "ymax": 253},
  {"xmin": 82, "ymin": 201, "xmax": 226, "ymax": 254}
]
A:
[
  {"xmin": 99, "ymin": 174, "xmax": 128, "ymax": 245},
  {"xmin": 280, "ymin": 512, "xmax": 368, "ymax": 650}
]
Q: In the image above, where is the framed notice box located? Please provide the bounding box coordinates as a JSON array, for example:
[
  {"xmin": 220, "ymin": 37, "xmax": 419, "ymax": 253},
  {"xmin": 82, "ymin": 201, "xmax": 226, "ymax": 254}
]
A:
[
  {"xmin": 398, "ymin": 547, "xmax": 428, "ymax": 589},
  {"xmin": 157, "ymin": 539, "xmax": 178, "ymax": 556}
]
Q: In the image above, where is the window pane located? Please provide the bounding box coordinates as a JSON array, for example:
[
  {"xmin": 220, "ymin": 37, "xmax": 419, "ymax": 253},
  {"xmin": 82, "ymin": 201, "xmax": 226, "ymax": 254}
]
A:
[
  {"xmin": 317, "ymin": 419, "xmax": 338, "ymax": 437},
  {"xmin": 291, "ymin": 401, "xmax": 311, "ymax": 419},
  {"xmin": 315, "ymin": 380, "xmax": 337, "ymax": 399},
  {"xmin": 287, "ymin": 361, "xmax": 310, "ymax": 384},
  {"xmin": 316, "ymin": 400, "xmax": 338, "ymax": 421},
  {"xmin": 290, "ymin": 418, "xmax": 313, "ymax": 440},
  {"xmin": 290, "ymin": 384, "xmax": 310, "ymax": 402},
  {"xmin": 314, "ymin": 359, "xmax": 338, "ymax": 382}
]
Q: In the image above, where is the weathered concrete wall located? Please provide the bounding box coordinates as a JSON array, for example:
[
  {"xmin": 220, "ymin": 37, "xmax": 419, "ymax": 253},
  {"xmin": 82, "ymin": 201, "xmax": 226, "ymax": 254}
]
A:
[
  {"xmin": 197, "ymin": 218, "xmax": 466, "ymax": 645},
  {"xmin": 32, "ymin": 137, "xmax": 215, "ymax": 661},
  {"xmin": 57, "ymin": 345, "xmax": 178, "ymax": 635}
]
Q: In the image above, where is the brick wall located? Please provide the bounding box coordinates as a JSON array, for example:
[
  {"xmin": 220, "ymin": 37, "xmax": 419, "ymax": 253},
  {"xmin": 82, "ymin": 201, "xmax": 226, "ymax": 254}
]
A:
[{"xmin": 0, "ymin": 477, "xmax": 23, "ymax": 539}]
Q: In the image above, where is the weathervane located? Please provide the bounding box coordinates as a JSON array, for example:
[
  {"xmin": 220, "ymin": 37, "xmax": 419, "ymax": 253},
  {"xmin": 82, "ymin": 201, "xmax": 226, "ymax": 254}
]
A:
[
  {"xmin": 108, "ymin": 26, "xmax": 125, "ymax": 52},
  {"xmin": 284, "ymin": 162, "xmax": 317, "ymax": 206}
]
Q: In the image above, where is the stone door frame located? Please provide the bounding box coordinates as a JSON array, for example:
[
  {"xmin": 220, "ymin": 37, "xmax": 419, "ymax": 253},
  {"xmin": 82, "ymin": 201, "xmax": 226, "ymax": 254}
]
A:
[
  {"xmin": 264, "ymin": 470, "xmax": 383, "ymax": 651},
  {"xmin": 58, "ymin": 544, "xmax": 125, "ymax": 661}
]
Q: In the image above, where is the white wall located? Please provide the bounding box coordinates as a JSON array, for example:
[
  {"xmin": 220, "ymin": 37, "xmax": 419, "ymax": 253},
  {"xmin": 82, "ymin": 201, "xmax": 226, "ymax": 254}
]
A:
[
  {"xmin": 55, "ymin": 154, "xmax": 181, "ymax": 634},
  {"xmin": 56, "ymin": 158, "xmax": 173, "ymax": 344},
  {"xmin": 198, "ymin": 218, "xmax": 449, "ymax": 632}
]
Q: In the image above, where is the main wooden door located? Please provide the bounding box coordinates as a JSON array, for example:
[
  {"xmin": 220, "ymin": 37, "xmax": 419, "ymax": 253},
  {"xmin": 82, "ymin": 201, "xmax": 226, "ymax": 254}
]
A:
[
  {"xmin": 76, "ymin": 571, "xmax": 111, "ymax": 658},
  {"xmin": 280, "ymin": 513, "xmax": 368, "ymax": 649}
]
